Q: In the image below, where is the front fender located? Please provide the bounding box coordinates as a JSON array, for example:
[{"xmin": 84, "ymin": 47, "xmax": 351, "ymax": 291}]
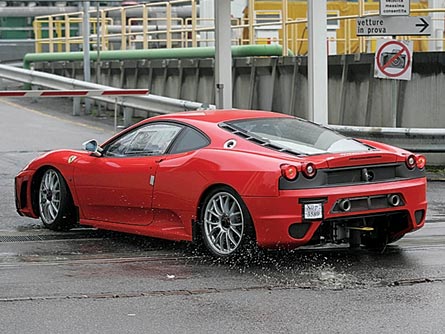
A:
[{"xmin": 26, "ymin": 150, "xmax": 88, "ymax": 207}]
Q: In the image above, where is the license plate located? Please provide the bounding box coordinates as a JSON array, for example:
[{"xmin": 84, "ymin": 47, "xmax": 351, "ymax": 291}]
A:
[{"xmin": 304, "ymin": 203, "xmax": 323, "ymax": 220}]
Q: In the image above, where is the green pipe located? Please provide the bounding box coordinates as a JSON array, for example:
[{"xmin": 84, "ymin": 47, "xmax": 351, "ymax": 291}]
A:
[{"xmin": 23, "ymin": 45, "xmax": 293, "ymax": 69}]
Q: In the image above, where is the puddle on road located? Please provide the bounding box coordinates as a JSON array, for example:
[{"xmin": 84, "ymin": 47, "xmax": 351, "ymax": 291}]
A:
[
  {"xmin": 251, "ymin": 264, "xmax": 373, "ymax": 290},
  {"xmin": 0, "ymin": 228, "xmax": 426, "ymax": 291},
  {"xmin": 184, "ymin": 247, "xmax": 400, "ymax": 291},
  {"xmin": 427, "ymin": 202, "xmax": 445, "ymax": 220}
]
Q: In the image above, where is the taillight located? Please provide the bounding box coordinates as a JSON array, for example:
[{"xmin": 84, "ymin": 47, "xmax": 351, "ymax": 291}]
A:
[
  {"xmin": 281, "ymin": 164, "xmax": 298, "ymax": 181},
  {"xmin": 405, "ymin": 155, "xmax": 416, "ymax": 169},
  {"xmin": 416, "ymin": 155, "xmax": 426, "ymax": 169},
  {"xmin": 302, "ymin": 162, "xmax": 317, "ymax": 178}
]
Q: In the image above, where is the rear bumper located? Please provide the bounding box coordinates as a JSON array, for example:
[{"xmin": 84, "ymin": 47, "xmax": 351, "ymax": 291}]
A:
[{"xmin": 243, "ymin": 177, "xmax": 427, "ymax": 248}]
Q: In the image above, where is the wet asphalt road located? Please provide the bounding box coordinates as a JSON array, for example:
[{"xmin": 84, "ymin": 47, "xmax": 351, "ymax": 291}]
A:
[{"xmin": 1, "ymin": 97, "xmax": 445, "ymax": 333}]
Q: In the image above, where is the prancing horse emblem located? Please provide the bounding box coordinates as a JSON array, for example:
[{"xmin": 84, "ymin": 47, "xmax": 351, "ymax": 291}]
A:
[
  {"xmin": 68, "ymin": 155, "xmax": 77, "ymax": 164},
  {"xmin": 361, "ymin": 168, "xmax": 374, "ymax": 182}
]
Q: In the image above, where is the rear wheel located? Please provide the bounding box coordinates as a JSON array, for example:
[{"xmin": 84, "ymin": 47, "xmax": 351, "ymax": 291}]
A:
[
  {"xmin": 38, "ymin": 168, "xmax": 76, "ymax": 231},
  {"xmin": 201, "ymin": 187, "xmax": 254, "ymax": 257}
]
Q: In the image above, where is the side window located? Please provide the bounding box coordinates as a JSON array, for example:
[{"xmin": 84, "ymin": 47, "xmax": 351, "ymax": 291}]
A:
[
  {"xmin": 104, "ymin": 131, "xmax": 136, "ymax": 157},
  {"xmin": 105, "ymin": 123, "xmax": 182, "ymax": 157},
  {"xmin": 169, "ymin": 127, "xmax": 210, "ymax": 154}
]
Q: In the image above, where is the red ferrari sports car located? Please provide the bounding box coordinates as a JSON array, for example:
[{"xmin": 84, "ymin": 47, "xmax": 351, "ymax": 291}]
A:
[{"xmin": 15, "ymin": 110, "xmax": 427, "ymax": 257}]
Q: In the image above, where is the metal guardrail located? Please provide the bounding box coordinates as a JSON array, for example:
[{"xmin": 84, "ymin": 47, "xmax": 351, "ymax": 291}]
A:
[
  {"xmin": 0, "ymin": 64, "xmax": 213, "ymax": 116},
  {"xmin": 0, "ymin": 64, "xmax": 443, "ymax": 153},
  {"xmin": 329, "ymin": 125, "xmax": 445, "ymax": 153}
]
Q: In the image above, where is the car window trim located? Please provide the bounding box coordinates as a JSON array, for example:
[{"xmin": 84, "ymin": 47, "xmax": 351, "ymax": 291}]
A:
[
  {"xmin": 102, "ymin": 120, "xmax": 211, "ymax": 158},
  {"xmin": 102, "ymin": 121, "xmax": 185, "ymax": 158}
]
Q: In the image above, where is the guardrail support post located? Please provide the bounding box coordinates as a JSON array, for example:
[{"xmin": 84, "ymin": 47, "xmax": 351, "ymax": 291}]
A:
[
  {"xmin": 73, "ymin": 97, "xmax": 81, "ymax": 116},
  {"xmin": 30, "ymin": 85, "xmax": 38, "ymax": 103},
  {"xmin": 123, "ymin": 106, "xmax": 134, "ymax": 128}
]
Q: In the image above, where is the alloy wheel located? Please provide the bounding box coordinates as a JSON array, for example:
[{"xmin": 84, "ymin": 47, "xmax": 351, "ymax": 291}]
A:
[
  {"xmin": 39, "ymin": 169, "xmax": 62, "ymax": 225},
  {"xmin": 203, "ymin": 191, "xmax": 245, "ymax": 256}
]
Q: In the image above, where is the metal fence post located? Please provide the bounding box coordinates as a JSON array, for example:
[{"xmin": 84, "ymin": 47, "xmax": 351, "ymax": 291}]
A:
[
  {"xmin": 123, "ymin": 104, "xmax": 134, "ymax": 128},
  {"xmin": 114, "ymin": 97, "xmax": 118, "ymax": 132},
  {"xmin": 73, "ymin": 97, "xmax": 81, "ymax": 116}
]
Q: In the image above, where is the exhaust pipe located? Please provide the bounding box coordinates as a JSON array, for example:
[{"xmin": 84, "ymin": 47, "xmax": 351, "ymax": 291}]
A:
[
  {"xmin": 388, "ymin": 194, "xmax": 401, "ymax": 207},
  {"xmin": 338, "ymin": 199, "xmax": 352, "ymax": 212}
]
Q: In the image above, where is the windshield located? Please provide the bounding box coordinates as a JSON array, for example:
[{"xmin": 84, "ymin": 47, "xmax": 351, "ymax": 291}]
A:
[{"xmin": 223, "ymin": 117, "xmax": 372, "ymax": 156}]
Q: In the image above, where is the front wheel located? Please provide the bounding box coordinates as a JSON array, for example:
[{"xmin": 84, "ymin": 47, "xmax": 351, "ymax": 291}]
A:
[
  {"xmin": 38, "ymin": 168, "xmax": 76, "ymax": 231},
  {"xmin": 201, "ymin": 187, "xmax": 254, "ymax": 257}
]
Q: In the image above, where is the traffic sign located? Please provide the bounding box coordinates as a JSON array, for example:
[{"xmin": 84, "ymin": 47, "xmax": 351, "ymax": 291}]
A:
[
  {"xmin": 374, "ymin": 39, "xmax": 413, "ymax": 80},
  {"xmin": 356, "ymin": 15, "xmax": 431, "ymax": 36},
  {"xmin": 380, "ymin": 0, "xmax": 410, "ymax": 16}
]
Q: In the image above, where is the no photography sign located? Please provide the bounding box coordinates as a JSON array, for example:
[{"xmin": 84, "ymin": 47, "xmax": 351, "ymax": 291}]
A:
[{"xmin": 374, "ymin": 39, "xmax": 413, "ymax": 80}]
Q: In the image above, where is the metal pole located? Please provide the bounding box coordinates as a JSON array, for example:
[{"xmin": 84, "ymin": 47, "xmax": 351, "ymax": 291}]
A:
[
  {"xmin": 308, "ymin": 0, "xmax": 328, "ymax": 125},
  {"xmin": 142, "ymin": 4, "xmax": 148, "ymax": 49},
  {"xmin": 191, "ymin": 0, "xmax": 197, "ymax": 47},
  {"xmin": 83, "ymin": 1, "xmax": 91, "ymax": 113},
  {"xmin": 166, "ymin": 2, "xmax": 172, "ymax": 49},
  {"xmin": 429, "ymin": 0, "xmax": 444, "ymax": 51},
  {"xmin": 248, "ymin": 0, "xmax": 254, "ymax": 45},
  {"xmin": 120, "ymin": 7, "xmax": 127, "ymax": 50},
  {"xmin": 282, "ymin": 0, "xmax": 288, "ymax": 56},
  {"xmin": 359, "ymin": 0, "xmax": 365, "ymax": 53},
  {"xmin": 95, "ymin": 1, "xmax": 100, "ymax": 83},
  {"xmin": 359, "ymin": 0, "xmax": 365, "ymax": 16},
  {"xmin": 391, "ymin": 35, "xmax": 398, "ymax": 127},
  {"xmin": 48, "ymin": 16, "xmax": 54, "ymax": 53},
  {"xmin": 201, "ymin": 0, "xmax": 214, "ymax": 47},
  {"xmin": 214, "ymin": 0, "xmax": 232, "ymax": 109},
  {"xmin": 114, "ymin": 97, "xmax": 118, "ymax": 132},
  {"xmin": 391, "ymin": 79, "xmax": 398, "ymax": 127}
]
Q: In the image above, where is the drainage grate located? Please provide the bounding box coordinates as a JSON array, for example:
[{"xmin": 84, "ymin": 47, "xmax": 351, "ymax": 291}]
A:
[{"xmin": 0, "ymin": 231, "xmax": 101, "ymax": 243}]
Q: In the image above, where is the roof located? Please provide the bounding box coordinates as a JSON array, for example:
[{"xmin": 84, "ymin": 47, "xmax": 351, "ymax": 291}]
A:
[{"xmin": 149, "ymin": 109, "xmax": 292, "ymax": 124}]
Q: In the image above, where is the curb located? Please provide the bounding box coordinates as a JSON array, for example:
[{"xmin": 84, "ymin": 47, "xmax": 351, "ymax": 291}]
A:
[{"xmin": 426, "ymin": 172, "xmax": 445, "ymax": 182}]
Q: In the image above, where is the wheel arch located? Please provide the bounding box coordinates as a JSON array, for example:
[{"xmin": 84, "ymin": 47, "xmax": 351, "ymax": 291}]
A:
[
  {"xmin": 193, "ymin": 183, "xmax": 257, "ymax": 244},
  {"xmin": 30, "ymin": 165, "xmax": 77, "ymax": 220}
]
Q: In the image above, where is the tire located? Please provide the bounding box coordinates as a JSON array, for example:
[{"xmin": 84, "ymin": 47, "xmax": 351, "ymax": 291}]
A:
[
  {"xmin": 200, "ymin": 186, "xmax": 254, "ymax": 257},
  {"xmin": 38, "ymin": 168, "xmax": 76, "ymax": 231}
]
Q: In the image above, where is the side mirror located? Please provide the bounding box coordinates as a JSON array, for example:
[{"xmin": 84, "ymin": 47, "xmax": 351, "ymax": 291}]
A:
[{"xmin": 82, "ymin": 139, "xmax": 103, "ymax": 157}]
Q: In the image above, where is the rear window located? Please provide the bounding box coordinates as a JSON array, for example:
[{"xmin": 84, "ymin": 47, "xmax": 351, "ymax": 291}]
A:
[
  {"xmin": 169, "ymin": 127, "xmax": 210, "ymax": 154},
  {"xmin": 222, "ymin": 117, "xmax": 371, "ymax": 156}
]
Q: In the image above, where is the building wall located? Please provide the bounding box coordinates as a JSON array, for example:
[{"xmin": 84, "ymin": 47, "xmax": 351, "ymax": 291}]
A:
[{"xmin": 34, "ymin": 51, "xmax": 445, "ymax": 129}]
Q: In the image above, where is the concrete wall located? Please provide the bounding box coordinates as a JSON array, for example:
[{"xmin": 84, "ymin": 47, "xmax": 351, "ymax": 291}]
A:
[
  {"xmin": 33, "ymin": 52, "xmax": 445, "ymax": 128},
  {"xmin": 0, "ymin": 40, "xmax": 34, "ymax": 62}
]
